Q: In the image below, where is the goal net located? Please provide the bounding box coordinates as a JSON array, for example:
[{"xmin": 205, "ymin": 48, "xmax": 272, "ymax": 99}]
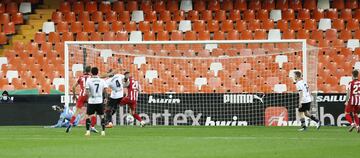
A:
[{"xmin": 64, "ymin": 40, "xmax": 318, "ymax": 126}]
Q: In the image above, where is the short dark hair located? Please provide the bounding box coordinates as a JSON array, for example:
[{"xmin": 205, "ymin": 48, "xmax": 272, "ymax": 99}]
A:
[
  {"xmin": 84, "ymin": 66, "xmax": 91, "ymax": 73},
  {"xmin": 2, "ymin": 90, "xmax": 8, "ymax": 96},
  {"xmin": 124, "ymin": 71, "xmax": 130, "ymax": 76},
  {"xmin": 91, "ymin": 67, "xmax": 99, "ymax": 75},
  {"xmin": 353, "ymin": 70, "xmax": 359, "ymax": 78},
  {"xmin": 294, "ymin": 71, "xmax": 302, "ymax": 78}
]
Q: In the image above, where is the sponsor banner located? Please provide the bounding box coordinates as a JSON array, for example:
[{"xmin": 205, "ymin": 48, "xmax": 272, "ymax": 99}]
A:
[
  {"xmin": 317, "ymin": 94, "xmax": 348, "ymax": 126},
  {"xmin": 116, "ymin": 93, "xmax": 298, "ymax": 126},
  {"xmin": 0, "ymin": 95, "xmax": 60, "ymax": 125}
]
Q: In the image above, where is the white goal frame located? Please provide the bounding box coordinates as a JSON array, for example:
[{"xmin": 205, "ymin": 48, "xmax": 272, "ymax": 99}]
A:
[{"xmin": 64, "ymin": 39, "xmax": 307, "ymax": 106}]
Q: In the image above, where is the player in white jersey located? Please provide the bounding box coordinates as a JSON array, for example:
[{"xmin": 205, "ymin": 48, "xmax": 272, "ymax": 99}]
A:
[
  {"xmin": 294, "ymin": 71, "xmax": 321, "ymax": 131},
  {"xmin": 102, "ymin": 69, "xmax": 125, "ymax": 127},
  {"xmin": 85, "ymin": 67, "xmax": 108, "ymax": 136}
]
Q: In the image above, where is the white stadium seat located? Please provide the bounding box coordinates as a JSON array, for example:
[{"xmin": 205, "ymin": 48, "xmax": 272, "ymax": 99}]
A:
[
  {"xmin": 145, "ymin": 70, "xmax": 158, "ymax": 83},
  {"xmin": 274, "ymin": 84, "xmax": 287, "ymax": 93},
  {"xmin": 134, "ymin": 56, "xmax": 146, "ymax": 69},
  {"xmin": 19, "ymin": 2, "xmax": 31, "ymax": 13},
  {"xmin": 195, "ymin": 77, "xmax": 207, "ymax": 90},
  {"xmin": 270, "ymin": 10, "xmax": 281, "ymax": 21},
  {"xmin": 268, "ymin": 29, "xmax": 281, "ymax": 40},
  {"xmin": 179, "ymin": 20, "xmax": 192, "ymax": 32},
  {"xmin": 53, "ymin": 78, "xmax": 65, "ymax": 90},
  {"xmin": 6, "ymin": 70, "xmax": 18, "ymax": 83},
  {"xmin": 340, "ymin": 76, "xmax": 352, "ymax": 86},
  {"xmin": 354, "ymin": 62, "xmax": 360, "ymax": 70},
  {"xmin": 42, "ymin": 22, "xmax": 55, "ymax": 34},
  {"xmin": 318, "ymin": 18, "xmax": 331, "ymax": 31},
  {"xmin": 180, "ymin": 0, "xmax": 193, "ymax": 12},
  {"xmin": 205, "ymin": 44, "xmax": 218, "ymax": 52},
  {"xmin": 210, "ymin": 62, "xmax": 223, "ymax": 77},
  {"xmin": 317, "ymin": 0, "xmax": 330, "ymax": 9},
  {"xmin": 347, "ymin": 39, "xmax": 360, "ymax": 51},
  {"xmin": 131, "ymin": 10, "xmax": 144, "ymax": 23},
  {"xmin": 275, "ymin": 55, "xmax": 288, "ymax": 68},
  {"xmin": 0, "ymin": 57, "xmax": 8, "ymax": 70},
  {"xmin": 100, "ymin": 49, "xmax": 112, "ymax": 63},
  {"xmin": 130, "ymin": 31, "xmax": 143, "ymax": 41},
  {"xmin": 72, "ymin": 64, "xmax": 83, "ymax": 77}
]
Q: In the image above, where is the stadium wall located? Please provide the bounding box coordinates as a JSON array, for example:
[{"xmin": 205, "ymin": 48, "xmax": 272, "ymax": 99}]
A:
[{"xmin": 0, "ymin": 94, "xmax": 348, "ymax": 126}]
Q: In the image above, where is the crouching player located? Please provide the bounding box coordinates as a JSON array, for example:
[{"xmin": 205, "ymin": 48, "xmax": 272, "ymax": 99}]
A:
[
  {"xmin": 47, "ymin": 104, "xmax": 80, "ymax": 128},
  {"xmin": 66, "ymin": 66, "xmax": 98, "ymax": 133},
  {"xmin": 119, "ymin": 72, "xmax": 145, "ymax": 127},
  {"xmin": 345, "ymin": 70, "xmax": 360, "ymax": 132}
]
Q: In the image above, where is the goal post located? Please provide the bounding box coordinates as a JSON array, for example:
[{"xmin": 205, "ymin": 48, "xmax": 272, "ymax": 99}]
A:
[{"xmin": 64, "ymin": 39, "xmax": 318, "ymax": 126}]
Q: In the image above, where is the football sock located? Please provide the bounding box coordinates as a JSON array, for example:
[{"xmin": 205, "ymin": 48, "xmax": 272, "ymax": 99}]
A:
[
  {"xmin": 69, "ymin": 116, "xmax": 76, "ymax": 125},
  {"xmin": 133, "ymin": 113, "xmax": 142, "ymax": 122},
  {"xmin": 91, "ymin": 116, "xmax": 97, "ymax": 127},
  {"xmin": 106, "ymin": 110, "xmax": 112, "ymax": 123},
  {"xmin": 300, "ymin": 118, "xmax": 306, "ymax": 128},
  {"xmin": 309, "ymin": 115, "xmax": 319, "ymax": 123},
  {"xmin": 101, "ymin": 118, "xmax": 106, "ymax": 131},
  {"xmin": 345, "ymin": 114, "xmax": 353, "ymax": 124},
  {"xmin": 86, "ymin": 118, "xmax": 91, "ymax": 131}
]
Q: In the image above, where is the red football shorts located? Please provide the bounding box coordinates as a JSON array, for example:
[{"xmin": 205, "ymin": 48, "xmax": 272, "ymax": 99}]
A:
[
  {"xmin": 119, "ymin": 97, "xmax": 137, "ymax": 111},
  {"xmin": 76, "ymin": 96, "xmax": 88, "ymax": 108},
  {"xmin": 345, "ymin": 104, "xmax": 360, "ymax": 113}
]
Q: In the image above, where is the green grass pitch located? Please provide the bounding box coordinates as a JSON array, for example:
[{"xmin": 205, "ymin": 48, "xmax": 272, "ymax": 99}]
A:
[{"xmin": 0, "ymin": 126, "xmax": 359, "ymax": 158}]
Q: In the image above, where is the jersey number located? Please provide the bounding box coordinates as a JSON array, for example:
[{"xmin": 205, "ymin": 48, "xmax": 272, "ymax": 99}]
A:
[
  {"xmin": 95, "ymin": 83, "xmax": 99, "ymax": 93},
  {"xmin": 115, "ymin": 80, "xmax": 121, "ymax": 88},
  {"xmin": 353, "ymin": 85, "xmax": 360, "ymax": 95}
]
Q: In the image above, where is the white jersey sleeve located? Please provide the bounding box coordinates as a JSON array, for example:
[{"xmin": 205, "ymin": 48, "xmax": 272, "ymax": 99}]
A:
[
  {"xmin": 106, "ymin": 74, "xmax": 124, "ymax": 99},
  {"xmin": 296, "ymin": 80, "xmax": 312, "ymax": 103}
]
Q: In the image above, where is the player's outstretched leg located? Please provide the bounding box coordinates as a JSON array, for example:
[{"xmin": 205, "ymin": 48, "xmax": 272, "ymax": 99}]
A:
[
  {"xmin": 305, "ymin": 111, "xmax": 321, "ymax": 130},
  {"xmin": 346, "ymin": 113, "xmax": 356, "ymax": 132},
  {"xmin": 90, "ymin": 115, "xmax": 98, "ymax": 133},
  {"xmin": 105, "ymin": 108, "xmax": 113, "ymax": 128}
]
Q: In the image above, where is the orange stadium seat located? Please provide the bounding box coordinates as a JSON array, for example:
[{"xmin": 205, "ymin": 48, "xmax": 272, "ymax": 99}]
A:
[
  {"xmin": 207, "ymin": 20, "xmax": 219, "ymax": 32},
  {"xmin": 276, "ymin": 0, "xmax": 288, "ymax": 9},
  {"xmin": 221, "ymin": 20, "xmax": 234, "ymax": 32},
  {"xmin": 11, "ymin": 12, "xmax": 23, "ymax": 24},
  {"xmin": 167, "ymin": 0, "xmax": 178, "ymax": 11},
  {"xmin": 56, "ymin": 21, "xmax": 69, "ymax": 33},
  {"xmin": 355, "ymin": 9, "xmax": 360, "ymax": 20},
  {"xmin": 59, "ymin": 1, "xmax": 71, "ymax": 13},
  {"xmin": 248, "ymin": 19, "xmax": 261, "ymax": 31},
  {"xmin": 325, "ymin": 8, "xmax": 338, "ymax": 19},
  {"xmin": 98, "ymin": 21, "xmax": 110, "ymax": 33},
  {"xmin": 105, "ymin": 11, "xmax": 117, "ymax": 23},
  {"xmin": 155, "ymin": 0, "xmax": 166, "ymax": 12},
  {"xmin": 193, "ymin": 20, "xmax": 205, "ymax": 32},
  {"xmin": 113, "ymin": 1, "xmax": 125, "ymax": 13},
  {"xmin": 332, "ymin": 19, "xmax": 345, "ymax": 30},
  {"xmin": 139, "ymin": 21, "xmax": 150, "ymax": 32},
  {"xmin": 3, "ymin": 22, "xmax": 15, "ymax": 35},
  {"xmin": 289, "ymin": 0, "xmax": 302, "ymax": 10},
  {"xmin": 6, "ymin": 2, "xmax": 18, "ymax": 14},
  {"xmin": 229, "ymin": 9, "xmax": 241, "ymax": 21},
  {"xmin": 91, "ymin": 11, "xmax": 103, "ymax": 23},
  {"xmin": 222, "ymin": 0, "xmax": 233, "ymax": 10},
  {"xmin": 304, "ymin": 0, "xmax": 317, "ymax": 10},
  {"xmin": 124, "ymin": 21, "xmax": 137, "ymax": 32},
  {"xmin": 165, "ymin": 21, "xmax": 177, "ymax": 32},
  {"xmin": 159, "ymin": 10, "xmax": 171, "ymax": 21},
  {"xmin": 103, "ymin": 31, "xmax": 115, "ymax": 41},
  {"xmin": 62, "ymin": 32, "xmax": 74, "ymax": 42},
  {"xmin": 0, "ymin": 13, "xmax": 9, "ymax": 24},
  {"xmin": 99, "ymin": 1, "xmax": 111, "ymax": 14},
  {"xmin": 340, "ymin": 9, "xmax": 352, "ymax": 21},
  {"xmin": 78, "ymin": 11, "xmax": 90, "ymax": 22},
  {"xmin": 243, "ymin": 10, "xmax": 255, "ymax": 21},
  {"xmin": 240, "ymin": 30, "xmax": 252, "ymax": 40},
  {"xmin": 282, "ymin": 29, "xmax": 295, "ymax": 39},
  {"xmin": 0, "ymin": 3, "xmax": 4, "ymax": 14},
  {"xmin": 282, "ymin": 9, "xmax": 295, "ymax": 21},
  {"xmin": 48, "ymin": 32, "xmax": 60, "ymax": 43},
  {"xmin": 34, "ymin": 32, "xmax": 46, "ymax": 44},
  {"xmin": 313, "ymin": 9, "xmax": 325, "ymax": 21},
  {"xmin": 152, "ymin": 20, "xmax": 164, "ymax": 32},
  {"xmin": 214, "ymin": 10, "xmax": 226, "ymax": 21},
  {"xmin": 173, "ymin": 10, "xmax": 185, "ymax": 22},
  {"xmin": 52, "ymin": 12, "xmax": 63, "ymax": 23},
  {"xmin": 64, "ymin": 12, "xmax": 75, "ymax": 23},
  {"xmin": 290, "ymin": 19, "xmax": 302, "ymax": 31},
  {"xmin": 90, "ymin": 32, "xmax": 102, "ymax": 41},
  {"xmin": 40, "ymin": 42, "xmax": 52, "ymax": 52},
  {"xmin": 0, "ymin": 32, "xmax": 7, "ymax": 44},
  {"xmin": 325, "ymin": 29, "xmax": 338, "ymax": 41},
  {"xmin": 277, "ymin": 20, "xmax": 289, "ymax": 31},
  {"xmin": 187, "ymin": 10, "xmax": 199, "ymax": 21},
  {"xmin": 76, "ymin": 32, "xmax": 89, "ymax": 41},
  {"xmin": 144, "ymin": 11, "xmax": 157, "ymax": 22},
  {"xmin": 200, "ymin": 10, "xmax": 212, "ymax": 21},
  {"xmin": 262, "ymin": 19, "xmax": 274, "ymax": 30},
  {"xmin": 346, "ymin": 19, "xmax": 359, "ymax": 31},
  {"xmin": 111, "ymin": 21, "xmax": 123, "ymax": 32},
  {"xmin": 235, "ymin": 20, "xmax": 247, "ymax": 32},
  {"xmin": 119, "ymin": 11, "xmax": 130, "ymax": 23},
  {"xmin": 304, "ymin": 19, "xmax": 317, "ymax": 30},
  {"xmin": 298, "ymin": 9, "xmax": 310, "ymax": 20},
  {"xmin": 249, "ymin": 0, "xmax": 261, "ymax": 10},
  {"xmin": 339, "ymin": 29, "xmax": 352, "ymax": 41},
  {"xmin": 345, "ymin": 0, "xmax": 358, "ymax": 9},
  {"xmin": 73, "ymin": 1, "xmax": 84, "ymax": 14},
  {"xmin": 85, "ymin": 1, "xmax": 97, "ymax": 13},
  {"xmin": 83, "ymin": 21, "xmax": 95, "ymax": 32}
]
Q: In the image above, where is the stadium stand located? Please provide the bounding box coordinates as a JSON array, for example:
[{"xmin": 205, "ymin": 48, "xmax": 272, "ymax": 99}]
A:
[{"xmin": 0, "ymin": 0, "xmax": 359, "ymax": 93}]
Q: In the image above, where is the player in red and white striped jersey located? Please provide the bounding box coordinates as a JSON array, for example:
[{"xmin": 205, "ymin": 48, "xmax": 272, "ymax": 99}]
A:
[
  {"xmin": 120, "ymin": 72, "xmax": 145, "ymax": 127},
  {"xmin": 345, "ymin": 70, "xmax": 360, "ymax": 132},
  {"xmin": 66, "ymin": 66, "xmax": 98, "ymax": 133}
]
